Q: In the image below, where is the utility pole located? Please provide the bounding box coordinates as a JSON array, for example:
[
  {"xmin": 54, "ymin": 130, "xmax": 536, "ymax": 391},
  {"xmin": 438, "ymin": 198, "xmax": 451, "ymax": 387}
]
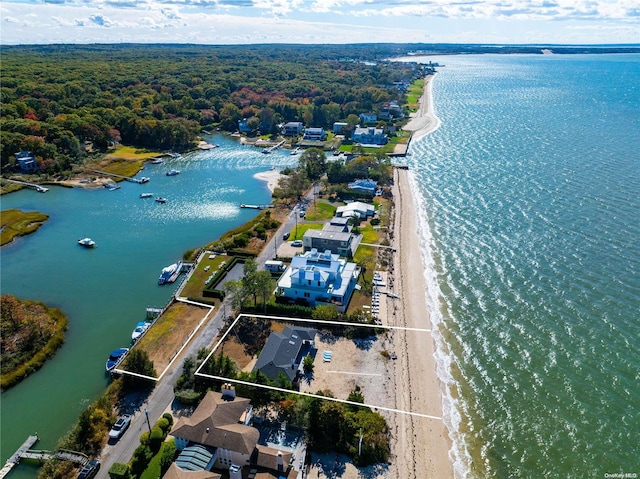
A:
[{"xmin": 145, "ymin": 409, "xmax": 152, "ymax": 434}]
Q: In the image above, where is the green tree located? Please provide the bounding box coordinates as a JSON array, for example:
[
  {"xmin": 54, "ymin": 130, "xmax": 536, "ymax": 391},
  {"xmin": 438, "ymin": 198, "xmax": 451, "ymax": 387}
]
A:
[
  {"xmin": 303, "ymin": 354, "xmax": 314, "ymax": 374},
  {"xmin": 122, "ymin": 349, "xmax": 156, "ymax": 390},
  {"xmin": 299, "ymin": 148, "xmax": 327, "ymax": 181}
]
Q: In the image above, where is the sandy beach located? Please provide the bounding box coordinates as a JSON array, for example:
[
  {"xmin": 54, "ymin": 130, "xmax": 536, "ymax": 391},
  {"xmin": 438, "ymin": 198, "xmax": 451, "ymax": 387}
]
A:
[
  {"xmin": 386, "ymin": 75, "xmax": 452, "ymax": 478},
  {"xmin": 254, "ymin": 169, "xmax": 284, "ymax": 193},
  {"xmin": 403, "ymin": 74, "xmax": 440, "ymax": 141}
]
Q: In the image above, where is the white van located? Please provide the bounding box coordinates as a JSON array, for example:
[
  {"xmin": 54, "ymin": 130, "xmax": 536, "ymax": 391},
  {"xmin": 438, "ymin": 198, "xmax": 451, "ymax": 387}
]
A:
[{"xmin": 265, "ymin": 260, "xmax": 285, "ymax": 272}]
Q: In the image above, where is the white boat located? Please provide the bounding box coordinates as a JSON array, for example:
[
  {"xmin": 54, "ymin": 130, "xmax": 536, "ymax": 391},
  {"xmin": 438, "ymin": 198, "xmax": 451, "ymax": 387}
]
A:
[
  {"xmin": 158, "ymin": 262, "xmax": 179, "ymax": 284},
  {"xmin": 78, "ymin": 238, "xmax": 95, "ymax": 248},
  {"xmin": 140, "ymin": 193, "xmax": 153, "ymax": 198},
  {"xmin": 166, "ymin": 169, "xmax": 180, "ymax": 176},
  {"xmin": 155, "ymin": 197, "xmax": 167, "ymax": 203},
  {"xmin": 131, "ymin": 321, "xmax": 150, "ymax": 342},
  {"xmin": 290, "ymin": 147, "xmax": 300, "ymax": 155},
  {"xmin": 150, "ymin": 158, "xmax": 164, "ymax": 164}
]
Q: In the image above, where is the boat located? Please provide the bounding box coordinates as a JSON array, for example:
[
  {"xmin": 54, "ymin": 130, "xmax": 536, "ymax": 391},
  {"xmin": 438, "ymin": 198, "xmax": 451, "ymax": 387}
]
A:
[
  {"xmin": 131, "ymin": 321, "xmax": 150, "ymax": 342},
  {"xmin": 106, "ymin": 347, "xmax": 129, "ymax": 372},
  {"xmin": 140, "ymin": 193, "xmax": 153, "ymax": 198},
  {"xmin": 150, "ymin": 158, "xmax": 164, "ymax": 164},
  {"xmin": 139, "ymin": 177, "xmax": 150, "ymax": 183},
  {"xmin": 262, "ymin": 148, "xmax": 271, "ymax": 154},
  {"xmin": 290, "ymin": 147, "xmax": 300, "ymax": 156},
  {"xmin": 158, "ymin": 263, "xmax": 178, "ymax": 284},
  {"xmin": 106, "ymin": 184, "xmax": 121, "ymax": 191},
  {"xmin": 166, "ymin": 169, "xmax": 180, "ymax": 176},
  {"xmin": 78, "ymin": 238, "xmax": 96, "ymax": 248},
  {"xmin": 155, "ymin": 197, "xmax": 167, "ymax": 203}
]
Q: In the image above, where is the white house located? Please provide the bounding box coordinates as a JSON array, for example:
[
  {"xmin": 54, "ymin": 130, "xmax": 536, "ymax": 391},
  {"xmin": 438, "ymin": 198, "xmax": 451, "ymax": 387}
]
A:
[
  {"xmin": 351, "ymin": 126, "xmax": 387, "ymax": 146},
  {"xmin": 276, "ymin": 249, "xmax": 359, "ymax": 313},
  {"xmin": 335, "ymin": 201, "xmax": 376, "ymax": 219},
  {"xmin": 302, "ymin": 127, "xmax": 326, "ymax": 141}
]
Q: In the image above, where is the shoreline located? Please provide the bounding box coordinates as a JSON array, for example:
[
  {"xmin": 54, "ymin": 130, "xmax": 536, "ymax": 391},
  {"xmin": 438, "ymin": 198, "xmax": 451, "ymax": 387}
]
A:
[
  {"xmin": 386, "ymin": 72, "xmax": 453, "ymax": 477},
  {"xmin": 253, "ymin": 169, "xmax": 284, "ymax": 193},
  {"xmin": 403, "ymin": 74, "xmax": 441, "ymax": 141},
  {"xmin": 386, "ymin": 167, "xmax": 453, "ymax": 478}
]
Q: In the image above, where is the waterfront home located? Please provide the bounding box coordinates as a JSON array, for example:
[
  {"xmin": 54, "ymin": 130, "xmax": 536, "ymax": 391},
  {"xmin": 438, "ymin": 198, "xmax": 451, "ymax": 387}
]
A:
[
  {"xmin": 335, "ymin": 201, "xmax": 376, "ymax": 219},
  {"xmin": 348, "ymin": 178, "xmax": 378, "ymax": 194},
  {"xmin": 15, "ymin": 151, "xmax": 38, "ymax": 172},
  {"xmin": 281, "ymin": 122, "xmax": 303, "ymax": 137},
  {"xmin": 302, "ymin": 127, "xmax": 327, "ymax": 141},
  {"xmin": 276, "ymin": 248, "xmax": 359, "ymax": 313},
  {"xmin": 351, "ymin": 126, "xmax": 387, "ymax": 146},
  {"xmin": 359, "ymin": 112, "xmax": 377, "ymax": 124},
  {"xmin": 332, "ymin": 122, "xmax": 348, "ymax": 134},
  {"xmin": 302, "ymin": 217, "xmax": 361, "ymax": 258},
  {"xmin": 170, "ymin": 386, "xmax": 293, "ymax": 477},
  {"xmin": 253, "ymin": 326, "xmax": 317, "ymax": 382},
  {"xmin": 238, "ymin": 118, "xmax": 252, "ymax": 133}
]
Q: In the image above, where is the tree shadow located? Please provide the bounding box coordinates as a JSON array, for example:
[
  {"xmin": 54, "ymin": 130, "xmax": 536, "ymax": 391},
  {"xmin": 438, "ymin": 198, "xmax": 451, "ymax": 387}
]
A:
[{"xmin": 352, "ymin": 336, "xmax": 378, "ymax": 351}]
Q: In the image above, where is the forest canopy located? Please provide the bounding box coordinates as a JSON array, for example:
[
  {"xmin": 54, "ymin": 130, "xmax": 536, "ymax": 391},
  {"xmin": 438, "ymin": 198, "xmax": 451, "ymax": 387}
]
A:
[{"xmin": 1, "ymin": 44, "xmax": 427, "ymax": 175}]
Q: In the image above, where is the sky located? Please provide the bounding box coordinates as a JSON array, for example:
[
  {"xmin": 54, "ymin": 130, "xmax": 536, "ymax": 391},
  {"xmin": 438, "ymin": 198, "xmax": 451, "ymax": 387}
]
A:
[{"xmin": 1, "ymin": 0, "xmax": 638, "ymax": 45}]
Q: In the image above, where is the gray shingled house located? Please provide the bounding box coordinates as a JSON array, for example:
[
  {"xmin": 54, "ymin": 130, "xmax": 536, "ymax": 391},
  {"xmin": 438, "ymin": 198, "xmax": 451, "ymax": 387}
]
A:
[{"xmin": 252, "ymin": 326, "xmax": 317, "ymax": 382}]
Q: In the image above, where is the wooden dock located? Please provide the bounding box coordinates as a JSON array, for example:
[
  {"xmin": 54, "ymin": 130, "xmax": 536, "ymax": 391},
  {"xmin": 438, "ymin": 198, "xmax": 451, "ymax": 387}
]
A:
[
  {"xmin": 87, "ymin": 169, "xmax": 149, "ymax": 184},
  {"xmin": 0, "ymin": 435, "xmax": 39, "ymax": 478},
  {"xmin": 3, "ymin": 178, "xmax": 48, "ymax": 192},
  {"xmin": 240, "ymin": 203, "xmax": 274, "ymax": 210}
]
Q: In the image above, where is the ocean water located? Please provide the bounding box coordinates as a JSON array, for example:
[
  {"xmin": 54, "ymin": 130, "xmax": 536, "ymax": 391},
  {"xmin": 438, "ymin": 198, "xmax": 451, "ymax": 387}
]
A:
[
  {"xmin": 406, "ymin": 54, "xmax": 640, "ymax": 477},
  {"xmin": 0, "ymin": 135, "xmax": 297, "ymax": 479}
]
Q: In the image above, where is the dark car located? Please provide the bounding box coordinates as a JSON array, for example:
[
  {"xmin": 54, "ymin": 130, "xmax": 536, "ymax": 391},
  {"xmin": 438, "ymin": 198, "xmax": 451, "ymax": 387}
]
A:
[
  {"xmin": 78, "ymin": 460, "xmax": 100, "ymax": 479},
  {"xmin": 108, "ymin": 414, "xmax": 131, "ymax": 440},
  {"xmin": 283, "ymin": 232, "xmax": 290, "ymax": 240}
]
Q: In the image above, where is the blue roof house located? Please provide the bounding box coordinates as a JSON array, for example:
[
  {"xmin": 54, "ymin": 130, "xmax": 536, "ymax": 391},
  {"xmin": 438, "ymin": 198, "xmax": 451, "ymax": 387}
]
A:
[{"xmin": 15, "ymin": 151, "xmax": 38, "ymax": 172}]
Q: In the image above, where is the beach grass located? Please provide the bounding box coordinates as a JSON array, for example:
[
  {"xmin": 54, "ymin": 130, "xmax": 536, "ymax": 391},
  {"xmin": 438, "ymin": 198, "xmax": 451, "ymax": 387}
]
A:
[
  {"xmin": 1, "ymin": 209, "xmax": 49, "ymax": 246},
  {"xmin": 106, "ymin": 145, "xmax": 159, "ymax": 161}
]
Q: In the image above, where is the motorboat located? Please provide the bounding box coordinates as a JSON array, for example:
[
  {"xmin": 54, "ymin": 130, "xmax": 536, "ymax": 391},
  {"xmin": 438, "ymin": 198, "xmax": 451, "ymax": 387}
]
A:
[
  {"xmin": 139, "ymin": 177, "xmax": 150, "ymax": 183},
  {"xmin": 78, "ymin": 238, "xmax": 96, "ymax": 248},
  {"xmin": 131, "ymin": 321, "xmax": 150, "ymax": 342},
  {"xmin": 140, "ymin": 193, "xmax": 153, "ymax": 198},
  {"xmin": 290, "ymin": 147, "xmax": 300, "ymax": 156},
  {"xmin": 150, "ymin": 158, "xmax": 164, "ymax": 164},
  {"xmin": 106, "ymin": 347, "xmax": 129, "ymax": 372},
  {"xmin": 155, "ymin": 197, "xmax": 167, "ymax": 203},
  {"xmin": 158, "ymin": 262, "xmax": 179, "ymax": 284},
  {"xmin": 166, "ymin": 169, "xmax": 180, "ymax": 176}
]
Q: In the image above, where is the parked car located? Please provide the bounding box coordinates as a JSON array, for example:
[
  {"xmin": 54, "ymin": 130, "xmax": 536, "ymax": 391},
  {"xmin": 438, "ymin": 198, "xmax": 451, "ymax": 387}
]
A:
[
  {"xmin": 78, "ymin": 460, "xmax": 101, "ymax": 479},
  {"xmin": 283, "ymin": 232, "xmax": 290, "ymax": 240},
  {"xmin": 108, "ymin": 415, "xmax": 131, "ymax": 440},
  {"xmin": 299, "ymin": 210, "xmax": 306, "ymax": 217},
  {"xmin": 291, "ymin": 240, "xmax": 303, "ymax": 247}
]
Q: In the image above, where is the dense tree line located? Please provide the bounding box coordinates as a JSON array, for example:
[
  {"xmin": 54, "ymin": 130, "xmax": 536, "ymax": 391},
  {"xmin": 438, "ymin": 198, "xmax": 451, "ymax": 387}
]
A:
[{"xmin": 1, "ymin": 44, "xmax": 425, "ymax": 175}]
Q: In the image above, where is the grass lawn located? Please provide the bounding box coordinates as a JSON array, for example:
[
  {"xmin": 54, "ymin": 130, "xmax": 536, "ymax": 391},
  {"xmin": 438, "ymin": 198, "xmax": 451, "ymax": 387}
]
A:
[
  {"xmin": 304, "ymin": 201, "xmax": 336, "ymax": 221},
  {"xmin": 358, "ymin": 224, "xmax": 380, "ymax": 244},
  {"xmin": 135, "ymin": 302, "xmax": 211, "ymax": 372},
  {"xmin": 180, "ymin": 254, "xmax": 229, "ymax": 301},
  {"xmin": 1, "ymin": 209, "xmax": 49, "ymax": 246},
  {"xmin": 290, "ymin": 223, "xmax": 323, "ymax": 241}
]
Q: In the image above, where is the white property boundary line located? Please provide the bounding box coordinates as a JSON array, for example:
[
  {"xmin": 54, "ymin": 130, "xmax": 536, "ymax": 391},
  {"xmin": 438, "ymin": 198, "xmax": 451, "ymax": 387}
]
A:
[
  {"xmin": 194, "ymin": 313, "xmax": 441, "ymax": 421},
  {"xmin": 113, "ymin": 297, "xmax": 215, "ymax": 381}
]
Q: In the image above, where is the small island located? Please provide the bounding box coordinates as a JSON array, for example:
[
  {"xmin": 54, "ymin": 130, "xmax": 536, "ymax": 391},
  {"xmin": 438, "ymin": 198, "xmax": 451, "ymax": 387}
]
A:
[
  {"xmin": 0, "ymin": 294, "xmax": 68, "ymax": 391},
  {"xmin": 0, "ymin": 209, "xmax": 49, "ymax": 246}
]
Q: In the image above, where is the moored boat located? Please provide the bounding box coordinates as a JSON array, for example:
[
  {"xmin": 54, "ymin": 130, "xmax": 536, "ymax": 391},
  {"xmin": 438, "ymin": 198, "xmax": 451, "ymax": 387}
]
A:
[
  {"xmin": 131, "ymin": 321, "xmax": 150, "ymax": 342},
  {"xmin": 78, "ymin": 237, "xmax": 96, "ymax": 248},
  {"xmin": 140, "ymin": 193, "xmax": 153, "ymax": 198},
  {"xmin": 155, "ymin": 197, "xmax": 167, "ymax": 203},
  {"xmin": 106, "ymin": 347, "xmax": 129, "ymax": 372},
  {"xmin": 166, "ymin": 169, "xmax": 180, "ymax": 176},
  {"xmin": 158, "ymin": 262, "xmax": 179, "ymax": 284}
]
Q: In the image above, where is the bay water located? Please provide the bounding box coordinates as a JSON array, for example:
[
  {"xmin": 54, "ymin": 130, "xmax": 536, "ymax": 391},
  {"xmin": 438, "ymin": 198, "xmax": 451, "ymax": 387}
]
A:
[
  {"xmin": 406, "ymin": 54, "xmax": 639, "ymax": 477},
  {"xmin": 0, "ymin": 135, "xmax": 297, "ymax": 478}
]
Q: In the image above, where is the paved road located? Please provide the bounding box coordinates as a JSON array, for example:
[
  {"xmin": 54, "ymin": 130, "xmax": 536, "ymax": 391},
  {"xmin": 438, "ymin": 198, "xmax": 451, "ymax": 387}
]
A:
[{"xmin": 95, "ymin": 187, "xmax": 316, "ymax": 478}]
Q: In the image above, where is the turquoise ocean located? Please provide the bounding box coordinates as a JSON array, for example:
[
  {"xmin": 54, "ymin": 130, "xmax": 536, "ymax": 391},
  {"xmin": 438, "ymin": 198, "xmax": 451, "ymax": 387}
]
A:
[
  {"xmin": 405, "ymin": 54, "xmax": 639, "ymax": 477},
  {"xmin": 1, "ymin": 53, "xmax": 638, "ymax": 479}
]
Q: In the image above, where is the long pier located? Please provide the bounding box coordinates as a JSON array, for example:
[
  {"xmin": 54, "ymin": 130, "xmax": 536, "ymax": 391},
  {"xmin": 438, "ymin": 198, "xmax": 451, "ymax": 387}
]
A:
[
  {"xmin": 3, "ymin": 178, "xmax": 48, "ymax": 192},
  {"xmin": 0, "ymin": 435, "xmax": 39, "ymax": 478},
  {"xmin": 1, "ymin": 435, "xmax": 90, "ymax": 477},
  {"xmin": 262, "ymin": 139, "xmax": 286, "ymax": 153},
  {"xmin": 240, "ymin": 203, "xmax": 274, "ymax": 210},
  {"xmin": 86, "ymin": 169, "xmax": 149, "ymax": 184}
]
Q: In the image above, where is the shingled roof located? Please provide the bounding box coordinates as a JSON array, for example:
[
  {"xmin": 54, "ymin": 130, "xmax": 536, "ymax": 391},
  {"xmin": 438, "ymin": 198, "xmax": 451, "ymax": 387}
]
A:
[
  {"xmin": 171, "ymin": 392, "xmax": 259, "ymax": 455},
  {"xmin": 253, "ymin": 326, "xmax": 316, "ymax": 382}
]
